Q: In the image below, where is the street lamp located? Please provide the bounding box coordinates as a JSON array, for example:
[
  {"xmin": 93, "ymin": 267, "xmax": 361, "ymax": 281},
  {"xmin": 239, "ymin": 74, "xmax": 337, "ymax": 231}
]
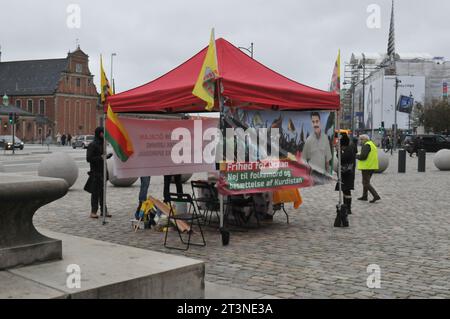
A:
[
  {"xmin": 238, "ymin": 43, "xmax": 254, "ymax": 59},
  {"xmin": 110, "ymin": 53, "xmax": 117, "ymax": 93},
  {"xmin": 408, "ymin": 92, "xmax": 413, "ymax": 132},
  {"xmin": 343, "ymin": 80, "xmax": 354, "ymax": 132},
  {"xmin": 358, "ymin": 53, "xmax": 366, "ymax": 132}
]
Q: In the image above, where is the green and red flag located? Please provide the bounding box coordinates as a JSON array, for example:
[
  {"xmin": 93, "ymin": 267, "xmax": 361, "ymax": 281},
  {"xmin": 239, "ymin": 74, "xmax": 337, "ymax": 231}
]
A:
[{"xmin": 105, "ymin": 105, "xmax": 134, "ymax": 162}]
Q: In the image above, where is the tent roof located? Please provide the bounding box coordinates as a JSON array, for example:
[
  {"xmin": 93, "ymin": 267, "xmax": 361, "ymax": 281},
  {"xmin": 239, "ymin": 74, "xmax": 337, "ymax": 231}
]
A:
[{"xmin": 108, "ymin": 38, "xmax": 339, "ymax": 113}]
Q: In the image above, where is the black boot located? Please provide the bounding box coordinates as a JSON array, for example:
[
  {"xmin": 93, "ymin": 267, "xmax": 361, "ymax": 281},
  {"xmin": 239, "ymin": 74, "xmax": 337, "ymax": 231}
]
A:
[
  {"xmin": 344, "ymin": 197, "xmax": 352, "ymax": 215},
  {"xmin": 334, "ymin": 205, "xmax": 342, "ymax": 227},
  {"xmin": 340, "ymin": 204, "xmax": 349, "ymax": 227}
]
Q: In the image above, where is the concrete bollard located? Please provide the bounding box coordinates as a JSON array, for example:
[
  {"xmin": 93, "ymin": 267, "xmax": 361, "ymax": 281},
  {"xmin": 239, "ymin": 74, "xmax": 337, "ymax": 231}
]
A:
[
  {"xmin": 398, "ymin": 149, "xmax": 406, "ymax": 173},
  {"xmin": 418, "ymin": 149, "xmax": 426, "ymax": 172}
]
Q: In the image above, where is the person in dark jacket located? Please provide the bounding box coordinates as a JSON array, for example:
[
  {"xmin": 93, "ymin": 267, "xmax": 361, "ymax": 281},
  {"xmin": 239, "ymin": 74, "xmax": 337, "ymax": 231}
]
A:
[
  {"xmin": 84, "ymin": 127, "xmax": 112, "ymax": 218},
  {"xmin": 163, "ymin": 174, "xmax": 183, "ymax": 203},
  {"xmin": 335, "ymin": 133, "xmax": 356, "ymax": 214}
]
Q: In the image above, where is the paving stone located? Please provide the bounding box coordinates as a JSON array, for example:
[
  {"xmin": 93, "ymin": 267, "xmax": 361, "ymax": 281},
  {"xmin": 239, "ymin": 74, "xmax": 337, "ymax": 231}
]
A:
[{"xmin": 26, "ymin": 152, "xmax": 450, "ymax": 299}]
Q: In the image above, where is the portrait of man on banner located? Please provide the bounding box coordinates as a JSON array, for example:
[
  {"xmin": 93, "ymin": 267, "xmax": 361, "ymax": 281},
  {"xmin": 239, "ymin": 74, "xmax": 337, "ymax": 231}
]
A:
[{"xmin": 218, "ymin": 107, "xmax": 335, "ymax": 195}]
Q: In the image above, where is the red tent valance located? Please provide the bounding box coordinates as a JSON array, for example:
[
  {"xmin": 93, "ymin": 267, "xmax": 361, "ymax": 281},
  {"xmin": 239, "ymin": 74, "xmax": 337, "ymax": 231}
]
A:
[{"xmin": 107, "ymin": 38, "xmax": 340, "ymax": 113}]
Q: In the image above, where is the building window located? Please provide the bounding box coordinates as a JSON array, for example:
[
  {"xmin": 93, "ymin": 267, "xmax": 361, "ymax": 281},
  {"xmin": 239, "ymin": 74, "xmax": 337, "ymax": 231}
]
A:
[
  {"xmin": 76, "ymin": 63, "xmax": 83, "ymax": 73},
  {"xmin": 86, "ymin": 102, "xmax": 90, "ymax": 132},
  {"xmin": 39, "ymin": 100, "xmax": 45, "ymax": 115},
  {"xmin": 76, "ymin": 78, "xmax": 81, "ymax": 87},
  {"xmin": 16, "ymin": 100, "xmax": 21, "ymax": 108},
  {"xmin": 27, "ymin": 100, "xmax": 33, "ymax": 113}
]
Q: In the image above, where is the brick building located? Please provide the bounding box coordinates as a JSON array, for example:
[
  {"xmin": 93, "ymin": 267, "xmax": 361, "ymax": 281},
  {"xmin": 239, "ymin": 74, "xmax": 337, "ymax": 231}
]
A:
[{"xmin": 0, "ymin": 47, "xmax": 100, "ymax": 142}]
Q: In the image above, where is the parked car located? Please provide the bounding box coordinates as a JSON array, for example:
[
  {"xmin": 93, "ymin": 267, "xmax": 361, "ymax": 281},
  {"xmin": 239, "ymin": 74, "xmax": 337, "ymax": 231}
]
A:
[
  {"xmin": 0, "ymin": 135, "xmax": 24, "ymax": 150},
  {"xmin": 403, "ymin": 134, "xmax": 450, "ymax": 153},
  {"xmin": 72, "ymin": 135, "xmax": 95, "ymax": 149}
]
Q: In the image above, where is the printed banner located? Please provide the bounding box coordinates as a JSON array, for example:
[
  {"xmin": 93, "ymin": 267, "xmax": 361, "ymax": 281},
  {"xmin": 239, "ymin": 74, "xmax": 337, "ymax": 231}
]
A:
[
  {"xmin": 112, "ymin": 117, "xmax": 219, "ymax": 178},
  {"xmin": 218, "ymin": 107, "xmax": 335, "ymax": 195}
]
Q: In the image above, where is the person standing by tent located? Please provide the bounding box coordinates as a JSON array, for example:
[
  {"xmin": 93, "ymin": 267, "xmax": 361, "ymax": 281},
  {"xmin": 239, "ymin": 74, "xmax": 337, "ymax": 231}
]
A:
[
  {"xmin": 356, "ymin": 134, "xmax": 381, "ymax": 203},
  {"xmin": 84, "ymin": 127, "xmax": 112, "ymax": 218},
  {"xmin": 163, "ymin": 175, "xmax": 183, "ymax": 203},
  {"xmin": 335, "ymin": 133, "xmax": 356, "ymax": 217},
  {"xmin": 61, "ymin": 134, "xmax": 66, "ymax": 146},
  {"xmin": 67, "ymin": 133, "xmax": 72, "ymax": 146}
]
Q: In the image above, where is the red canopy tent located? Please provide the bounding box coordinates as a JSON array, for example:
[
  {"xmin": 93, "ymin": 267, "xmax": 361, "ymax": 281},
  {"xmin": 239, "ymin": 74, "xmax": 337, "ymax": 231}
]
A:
[{"xmin": 107, "ymin": 38, "xmax": 339, "ymax": 113}]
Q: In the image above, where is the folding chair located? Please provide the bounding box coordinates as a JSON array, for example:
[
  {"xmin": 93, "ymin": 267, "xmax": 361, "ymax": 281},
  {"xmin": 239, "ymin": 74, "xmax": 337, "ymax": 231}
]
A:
[
  {"xmin": 191, "ymin": 180, "xmax": 220, "ymax": 225},
  {"xmin": 164, "ymin": 193, "xmax": 206, "ymax": 251}
]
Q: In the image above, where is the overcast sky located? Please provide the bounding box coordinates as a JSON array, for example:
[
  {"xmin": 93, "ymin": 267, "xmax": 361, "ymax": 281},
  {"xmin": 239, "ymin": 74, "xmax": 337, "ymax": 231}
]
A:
[{"xmin": 1, "ymin": 0, "xmax": 449, "ymax": 93}]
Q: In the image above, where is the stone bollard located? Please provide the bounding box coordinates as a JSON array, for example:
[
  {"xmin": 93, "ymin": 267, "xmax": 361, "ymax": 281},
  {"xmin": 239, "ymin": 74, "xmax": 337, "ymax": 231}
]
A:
[
  {"xmin": 433, "ymin": 149, "xmax": 450, "ymax": 171},
  {"xmin": 375, "ymin": 150, "xmax": 390, "ymax": 173},
  {"xmin": 107, "ymin": 157, "xmax": 138, "ymax": 187},
  {"xmin": 418, "ymin": 149, "xmax": 426, "ymax": 172},
  {"xmin": 38, "ymin": 152, "xmax": 79, "ymax": 188},
  {"xmin": 398, "ymin": 149, "xmax": 406, "ymax": 173},
  {"xmin": 0, "ymin": 174, "xmax": 68, "ymax": 269}
]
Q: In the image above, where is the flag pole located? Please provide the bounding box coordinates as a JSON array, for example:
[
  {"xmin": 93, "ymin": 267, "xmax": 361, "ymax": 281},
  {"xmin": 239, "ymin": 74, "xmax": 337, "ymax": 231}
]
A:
[
  {"xmin": 217, "ymin": 79, "xmax": 225, "ymax": 230},
  {"xmin": 336, "ymin": 110, "xmax": 343, "ymax": 207},
  {"xmin": 102, "ymin": 106, "xmax": 107, "ymax": 225},
  {"xmin": 217, "ymin": 78, "xmax": 230, "ymax": 245}
]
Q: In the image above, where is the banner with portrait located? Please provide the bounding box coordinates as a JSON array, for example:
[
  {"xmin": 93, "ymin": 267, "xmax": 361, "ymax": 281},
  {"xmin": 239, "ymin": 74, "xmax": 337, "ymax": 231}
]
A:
[{"xmin": 217, "ymin": 107, "xmax": 335, "ymax": 195}]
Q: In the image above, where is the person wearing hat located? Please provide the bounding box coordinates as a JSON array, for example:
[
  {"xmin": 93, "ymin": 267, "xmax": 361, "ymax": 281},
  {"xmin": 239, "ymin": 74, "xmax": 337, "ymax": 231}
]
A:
[
  {"xmin": 335, "ymin": 133, "xmax": 357, "ymax": 213},
  {"xmin": 356, "ymin": 134, "xmax": 381, "ymax": 203},
  {"xmin": 84, "ymin": 127, "xmax": 112, "ymax": 218}
]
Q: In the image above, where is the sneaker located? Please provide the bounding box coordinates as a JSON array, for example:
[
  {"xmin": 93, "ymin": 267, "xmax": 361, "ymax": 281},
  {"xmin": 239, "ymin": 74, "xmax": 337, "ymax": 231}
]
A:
[
  {"xmin": 357, "ymin": 197, "xmax": 368, "ymax": 201},
  {"xmin": 90, "ymin": 213, "xmax": 99, "ymax": 219},
  {"xmin": 370, "ymin": 196, "xmax": 381, "ymax": 203},
  {"xmin": 100, "ymin": 213, "xmax": 112, "ymax": 218}
]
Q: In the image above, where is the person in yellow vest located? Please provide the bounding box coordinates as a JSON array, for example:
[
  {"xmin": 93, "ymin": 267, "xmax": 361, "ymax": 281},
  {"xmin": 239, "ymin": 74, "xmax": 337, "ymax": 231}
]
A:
[{"xmin": 356, "ymin": 134, "xmax": 381, "ymax": 203}]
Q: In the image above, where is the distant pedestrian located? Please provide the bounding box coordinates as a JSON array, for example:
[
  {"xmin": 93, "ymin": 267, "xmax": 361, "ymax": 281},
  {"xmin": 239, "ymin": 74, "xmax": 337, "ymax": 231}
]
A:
[
  {"xmin": 409, "ymin": 136, "xmax": 421, "ymax": 157},
  {"xmin": 56, "ymin": 132, "xmax": 62, "ymax": 146},
  {"xmin": 163, "ymin": 174, "xmax": 183, "ymax": 203},
  {"xmin": 67, "ymin": 134, "xmax": 72, "ymax": 146},
  {"xmin": 84, "ymin": 127, "xmax": 112, "ymax": 218},
  {"xmin": 356, "ymin": 134, "xmax": 381, "ymax": 203},
  {"xmin": 61, "ymin": 134, "xmax": 66, "ymax": 146}
]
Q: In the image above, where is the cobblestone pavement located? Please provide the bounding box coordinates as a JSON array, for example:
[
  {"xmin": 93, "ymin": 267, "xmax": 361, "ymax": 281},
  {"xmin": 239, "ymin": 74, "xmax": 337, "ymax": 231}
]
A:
[{"xmin": 31, "ymin": 152, "xmax": 450, "ymax": 299}]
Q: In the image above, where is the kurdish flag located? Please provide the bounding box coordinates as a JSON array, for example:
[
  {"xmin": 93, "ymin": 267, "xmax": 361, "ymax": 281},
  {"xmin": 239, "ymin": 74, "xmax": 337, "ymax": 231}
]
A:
[
  {"xmin": 105, "ymin": 105, "xmax": 134, "ymax": 162},
  {"xmin": 192, "ymin": 28, "xmax": 220, "ymax": 111},
  {"xmin": 100, "ymin": 55, "xmax": 112, "ymax": 104}
]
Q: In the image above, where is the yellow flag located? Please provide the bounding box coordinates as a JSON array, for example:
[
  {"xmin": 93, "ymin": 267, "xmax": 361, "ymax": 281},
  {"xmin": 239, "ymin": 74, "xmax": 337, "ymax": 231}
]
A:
[
  {"xmin": 329, "ymin": 50, "xmax": 340, "ymax": 94},
  {"xmin": 192, "ymin": 29, "xmax": 220, "ymax": 111},
  {"xmin": 100, "ymin": 55, "xmax": 112, "ymax": 104}
]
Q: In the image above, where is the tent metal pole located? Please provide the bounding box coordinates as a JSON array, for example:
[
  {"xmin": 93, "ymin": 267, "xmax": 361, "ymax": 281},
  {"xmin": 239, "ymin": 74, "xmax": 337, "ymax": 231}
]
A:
[
  {"xmin": 217, "ymin": 79, "xmax": 225, "ymax": 229},
  {"xmin": 336, "ymin": 110, "xmax": 343, "ymax": 206},
  {"xmin": 102, "ymin": 110, "xmax": 107, "ymax": 225}
]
